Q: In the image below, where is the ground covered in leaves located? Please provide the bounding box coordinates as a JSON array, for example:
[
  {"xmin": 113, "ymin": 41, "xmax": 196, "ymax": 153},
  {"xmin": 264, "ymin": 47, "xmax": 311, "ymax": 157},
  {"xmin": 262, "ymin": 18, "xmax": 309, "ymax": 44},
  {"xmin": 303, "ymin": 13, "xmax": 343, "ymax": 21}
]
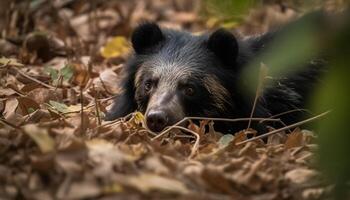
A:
[{"xmin": 0, "ymin": 0, "xmax": 335, "ymax": 199}]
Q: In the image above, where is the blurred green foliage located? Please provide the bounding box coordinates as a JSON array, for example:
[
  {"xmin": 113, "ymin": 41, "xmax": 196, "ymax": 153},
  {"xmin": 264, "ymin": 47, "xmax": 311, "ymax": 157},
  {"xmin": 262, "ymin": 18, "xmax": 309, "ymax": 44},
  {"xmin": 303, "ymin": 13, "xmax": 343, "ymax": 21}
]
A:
[
  {"xmin": 242, "ymin": 12, "xmax": 323, "ymax": 92},
  {"xmin": 203, "ymin": 0, "xmax": 350, "ymax": 198},
  {"xmin": 314, "ymin": 15, "xmax": 350, "ymax": 198}
]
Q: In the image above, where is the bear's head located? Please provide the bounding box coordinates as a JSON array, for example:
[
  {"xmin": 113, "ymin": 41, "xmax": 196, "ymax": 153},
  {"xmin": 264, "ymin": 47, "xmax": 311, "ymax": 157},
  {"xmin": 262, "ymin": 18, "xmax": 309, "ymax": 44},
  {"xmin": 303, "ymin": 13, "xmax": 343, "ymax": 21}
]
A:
[{"xmin": 114, "ymin": 23, "xmax": 248, "ymax": 132}]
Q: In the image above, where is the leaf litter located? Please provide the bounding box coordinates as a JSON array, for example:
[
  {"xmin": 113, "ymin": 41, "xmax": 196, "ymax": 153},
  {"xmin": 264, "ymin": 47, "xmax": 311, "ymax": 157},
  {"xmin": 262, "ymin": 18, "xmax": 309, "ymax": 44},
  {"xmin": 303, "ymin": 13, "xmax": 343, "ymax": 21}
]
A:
[{"xmin": 0, "ymin": 0, "xmax": 335, "ymax": 199}]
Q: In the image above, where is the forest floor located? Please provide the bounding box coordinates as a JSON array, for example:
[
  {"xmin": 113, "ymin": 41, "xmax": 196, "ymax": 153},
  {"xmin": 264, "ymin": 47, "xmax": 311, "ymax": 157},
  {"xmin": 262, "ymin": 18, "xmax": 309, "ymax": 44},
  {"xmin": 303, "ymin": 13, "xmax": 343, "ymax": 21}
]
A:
[{"xmin": 0, "ymin": 1, "xmax": 334, "ymax": 199}]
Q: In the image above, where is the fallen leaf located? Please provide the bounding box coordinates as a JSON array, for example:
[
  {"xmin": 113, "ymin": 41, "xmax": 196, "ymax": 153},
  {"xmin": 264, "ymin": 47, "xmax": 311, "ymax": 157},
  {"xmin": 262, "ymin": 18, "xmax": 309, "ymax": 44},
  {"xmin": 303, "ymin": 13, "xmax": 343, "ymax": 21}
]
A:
[
  {"xmin": 23, "ymin": 124, "xmax": 55, "ymax": 153},
  {"xmin": 285, "ymin": 168, "xmax": 319, "ymax": 185},
  {"xmin": 0, "ymin": 57, "xmax": 23, "ymax": 67},
  {"xmin": 285, "ymin": 129, "xmax": 303, "ymax": 149},
  {"xmin": 65, "ymin": 182, "xmax": 101, "ymax": 199},
  {"xmin": 47, "ymin": 100, "xmax": 81, "ymax": 114},
  {"xmin": 218, "ymin": 134, "xmax": 234, "ymax": 149},
  {"xmin": 100, "ymin": 36, "xmax": 130, "ymax": 59},
  {"xmin": 124, "ymin": 173, "xmax": 189, "ymax": 194}
]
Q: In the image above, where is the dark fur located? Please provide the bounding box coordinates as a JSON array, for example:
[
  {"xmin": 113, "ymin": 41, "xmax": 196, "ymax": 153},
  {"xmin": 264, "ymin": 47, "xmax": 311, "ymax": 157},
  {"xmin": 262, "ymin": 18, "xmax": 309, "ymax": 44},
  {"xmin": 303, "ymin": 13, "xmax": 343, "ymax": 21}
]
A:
[{"xmin": 105, "ymin": 22, "xmax": 325, "ymax": 134}]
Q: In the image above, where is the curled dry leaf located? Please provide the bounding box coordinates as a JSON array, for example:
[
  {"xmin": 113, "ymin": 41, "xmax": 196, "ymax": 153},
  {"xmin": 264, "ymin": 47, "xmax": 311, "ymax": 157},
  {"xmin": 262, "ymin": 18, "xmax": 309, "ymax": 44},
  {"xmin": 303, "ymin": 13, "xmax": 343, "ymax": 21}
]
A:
[{"xmin": 285, "ymin": 129, "xmax": 304, "ymax": 149}]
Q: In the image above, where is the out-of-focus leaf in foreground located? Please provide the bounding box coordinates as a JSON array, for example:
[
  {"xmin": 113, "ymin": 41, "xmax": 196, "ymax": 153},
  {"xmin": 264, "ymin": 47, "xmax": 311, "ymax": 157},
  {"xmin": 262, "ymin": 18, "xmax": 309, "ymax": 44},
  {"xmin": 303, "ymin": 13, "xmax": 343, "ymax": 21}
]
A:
[
  {"xmin": 241, "ymin": 12, "xmax": 325, "ymax": 94},
  {"xmin": 23, "ymin": 124, "xmax": 55, "ymax": 153},
  {"xmin": 314, "ymin": 14, "xmax": 350, "ymax": 198}
]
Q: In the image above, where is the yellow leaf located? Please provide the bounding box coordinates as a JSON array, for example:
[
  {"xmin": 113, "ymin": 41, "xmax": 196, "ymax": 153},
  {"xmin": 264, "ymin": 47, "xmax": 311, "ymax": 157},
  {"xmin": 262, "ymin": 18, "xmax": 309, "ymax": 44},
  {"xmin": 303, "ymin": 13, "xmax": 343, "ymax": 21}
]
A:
[
  {"xmin": 23, "ymin": 124, "xmax": 55, "ymax": 153},
  {"xmin": 0, "ymin": 57, "xmax": 24, "ymax": 67},
  {"xmin": 133, "ymin": 112, "xmax": 145, "ymax": 125},
  {"xmin": 100, "ymin": 36, "xmax": 130, "ymax": 58}
]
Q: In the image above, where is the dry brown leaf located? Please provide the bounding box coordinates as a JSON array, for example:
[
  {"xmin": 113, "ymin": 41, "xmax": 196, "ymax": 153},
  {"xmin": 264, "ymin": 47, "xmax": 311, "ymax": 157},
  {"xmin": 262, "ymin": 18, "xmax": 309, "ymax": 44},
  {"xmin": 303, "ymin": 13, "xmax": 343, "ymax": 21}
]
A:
[
  {"xmin": 72, "ymin": 63, "xmax": 90, "ymax": 87},
  {"xmin": 123, "ymin": 173, "xmax": 189, "ymax": 194},
  {"xmin": 65, "ymin": 182, "xmax": 101, "ymax": 199},
  {"xmin": 17, "ymin": 97, "xmax": 41, "ymax": 115},
  {"xmin": 285, "ymin": 168, "xmax": 319, "ymax": 185},
  {"xmin": 285, "ymin": 129, "xmax": 304, "ymax": 149},
  {"xmin": 27, "ymin": 88, "xmax": 63, "ymax": 105}
]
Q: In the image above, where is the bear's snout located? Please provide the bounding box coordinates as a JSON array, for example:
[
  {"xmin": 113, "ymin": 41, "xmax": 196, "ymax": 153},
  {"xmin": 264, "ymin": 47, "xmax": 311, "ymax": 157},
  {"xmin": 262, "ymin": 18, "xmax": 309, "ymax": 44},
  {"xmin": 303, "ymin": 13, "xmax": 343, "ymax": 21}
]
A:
[{"xmin": 146, "ymin": 110, "xmax": 169, "ymax": 132}]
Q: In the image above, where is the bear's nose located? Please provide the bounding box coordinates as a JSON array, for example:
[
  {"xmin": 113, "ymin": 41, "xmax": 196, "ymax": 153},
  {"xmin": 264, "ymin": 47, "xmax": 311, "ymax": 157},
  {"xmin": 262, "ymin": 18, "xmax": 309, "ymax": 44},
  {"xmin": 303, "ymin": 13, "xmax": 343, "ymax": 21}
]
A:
[{"xmin": 146, "ymin": 110, "xmax": 168, "ymax": 132}]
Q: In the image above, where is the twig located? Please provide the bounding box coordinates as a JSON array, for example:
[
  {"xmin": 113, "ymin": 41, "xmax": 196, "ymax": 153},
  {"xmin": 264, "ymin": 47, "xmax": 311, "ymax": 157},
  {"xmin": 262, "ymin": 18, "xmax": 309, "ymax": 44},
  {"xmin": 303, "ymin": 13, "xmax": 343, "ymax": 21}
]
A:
[
  {"xmin": 260, "ymin": 108, "xmax": 312, "ymax": 123},
  {"xmin": 93, "ymin": 84, "xmax": 101, "ymax": 126},
  {"xmin": 80, "ymin": 86, "xmax": 84, "ymax": 136},
  {"xmin": 237, "ymin": 110, "xmax": 331, "ymax": 145},
  {"xmin": 98, "ymin": 76, "xmax": 113, "ymax": 95},
  {"xmin": 98, "ymin": 112, "xmax": 133, "ymax": 128},
  {"xmin": 152, "ymin": 117, "xmax": 281, "ymax": 141},
  {"xmin": 247, "ymin": 63, "xmax": 268, "ymax": 129},
  {"xmin": 260, "ymin": 108, "xmax": 312, "ymax": 133},
  {"xmin": 13, "ymin": 67, "xmax": 55, "ymax": 89},
  {"xmin": 0, "ymin": 118, "xmax": 20, "ymax": 129},
  {"xmin": 171, "ymin": 126, "xmax": 200, "ymax": 159}
]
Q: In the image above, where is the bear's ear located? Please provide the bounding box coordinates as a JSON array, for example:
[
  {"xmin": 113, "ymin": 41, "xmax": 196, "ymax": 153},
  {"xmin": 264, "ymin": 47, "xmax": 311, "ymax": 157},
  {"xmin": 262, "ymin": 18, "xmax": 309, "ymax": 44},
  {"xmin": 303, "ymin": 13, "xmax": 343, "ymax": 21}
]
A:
[
  {"xmin": 207, "ymin": 29, "xmax": 239, "ymax": 66},
  {"xmin": 131, "ymin": 23, "xmax": 164, "ymax": 54}
]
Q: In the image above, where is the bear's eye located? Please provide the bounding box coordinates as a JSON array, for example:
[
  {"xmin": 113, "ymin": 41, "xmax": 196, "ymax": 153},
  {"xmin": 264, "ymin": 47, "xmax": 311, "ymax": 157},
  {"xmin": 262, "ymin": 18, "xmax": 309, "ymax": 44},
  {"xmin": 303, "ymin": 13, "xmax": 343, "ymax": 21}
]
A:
[
  {"xmin": 144, "ymin": 81, "xmax": 153, "ymax": 92},
  {"xmin": 184, "ymin": 86, "xmax": 195, "ymax": 96}
]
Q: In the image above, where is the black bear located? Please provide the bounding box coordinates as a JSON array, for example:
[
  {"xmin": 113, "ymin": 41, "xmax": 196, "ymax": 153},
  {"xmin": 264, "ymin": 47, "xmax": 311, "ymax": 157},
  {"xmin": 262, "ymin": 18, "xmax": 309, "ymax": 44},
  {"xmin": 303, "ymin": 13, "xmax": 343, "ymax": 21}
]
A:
[{"xmin": 105, "ymin": 22, "xmax": 325, "ymax": 134}]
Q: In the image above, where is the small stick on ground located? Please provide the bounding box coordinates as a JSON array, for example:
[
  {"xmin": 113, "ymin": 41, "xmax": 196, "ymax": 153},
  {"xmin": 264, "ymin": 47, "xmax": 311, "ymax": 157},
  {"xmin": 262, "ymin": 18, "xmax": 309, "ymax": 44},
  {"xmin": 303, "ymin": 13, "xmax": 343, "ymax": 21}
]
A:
[
  {"xmin": 92, "ymin": 84, "xmax": 101, "ymax": 126},
  {"xmin": 152, "ymin": 117, "xmax": 281, "ymax": 141},
  {"xmin": 247, "ymin": 63, "xmax": 268, "ymax": 130},
  {"xmin": 237, "ymin": 110, "xmax": 331, "ymax": 145},
  {"xmin": 0, "ymin": 118, "xmax": 21, "ymax": 130},
  {"xmin": 260, "ymin": 108, "xmax": 313, "ymax": 123},
  {"xmin": 13, "ymin": 67, "xmax": 55, "ymax": 89},
  {"xmin": 80, "ymin": 86, "xmax": 84, "ymax": 136},
  {"xmin": 171, "ymin": 126, "xmax": 200, "ymax": 159}
]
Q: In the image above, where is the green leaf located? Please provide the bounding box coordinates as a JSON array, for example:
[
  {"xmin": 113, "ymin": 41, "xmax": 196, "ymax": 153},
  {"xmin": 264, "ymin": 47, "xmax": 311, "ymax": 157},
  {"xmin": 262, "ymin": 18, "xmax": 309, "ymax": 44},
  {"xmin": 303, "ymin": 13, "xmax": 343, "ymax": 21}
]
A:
[
  {"xmin": 218, "ymin": 134, "xmax": 234, "ymax": 148},
  {"xmin": 28, "ymin": 107, "xmax": 36, "ymax": 113},
  {"xmin": 61, "ymin": 64, "xmax": 74, "ymax": 81},
  {"xmin": 44, "ymin": 67, "xmax": 59, "ymax": 82},
  {"xmin": 47, "ymin": 100, "xmax": 80, "ymax": 114}
]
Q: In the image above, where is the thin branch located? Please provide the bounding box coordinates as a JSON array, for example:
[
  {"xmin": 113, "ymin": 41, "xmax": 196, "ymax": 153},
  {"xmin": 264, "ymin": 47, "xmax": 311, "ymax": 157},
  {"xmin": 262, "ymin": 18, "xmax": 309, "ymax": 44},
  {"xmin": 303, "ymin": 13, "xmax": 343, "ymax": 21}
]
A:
[
  {"xmin": 93, "ymin": 84, "xmax": 101, "ymax": 126},
  {"xmin": 80, "ymin": 86, "xmax": 84, "ymax": 136},
  {"xmin": 237, "ymin": 110, "xmax": 331, "ymax": 145},
  {"xmin": 13, "ymin": 67, "xmax": 55, "ymax": 89},
  {"xmin": 0, "ymin": 118, "xmax": 20, "ymax": 129},
  {"xmin": 98, "ymin": 76, "xmax": 113, "ymax": 95},
  {"xmin": 99, "ymin": 112, "xmax": 133, "ymax": 128},
  {"xmin": 171, "ymin": 126, "xmax": 200, "ymax": 159},
  {"xmin": 152, "ymin": 116, "xmax": 280, "ymax": 141},
  {"xmin": 247, "ymin": 63, "xmax": 268, "ymax": 129},
  {"xmin": 260, "ymin": 108, "xmax": 312, "ymax": 123}
]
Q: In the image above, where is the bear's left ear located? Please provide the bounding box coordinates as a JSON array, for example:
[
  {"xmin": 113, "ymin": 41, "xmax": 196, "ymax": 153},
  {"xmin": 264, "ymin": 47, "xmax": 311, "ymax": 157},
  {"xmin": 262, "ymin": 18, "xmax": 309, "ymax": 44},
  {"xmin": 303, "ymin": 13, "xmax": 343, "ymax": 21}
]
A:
[
  {"xmin": 207, "ymin": 29, "xmax": 239, "ymax": 66},
  {"xmin": 131, "ymin": 23, "xmax": 165, "ymax": 54}
]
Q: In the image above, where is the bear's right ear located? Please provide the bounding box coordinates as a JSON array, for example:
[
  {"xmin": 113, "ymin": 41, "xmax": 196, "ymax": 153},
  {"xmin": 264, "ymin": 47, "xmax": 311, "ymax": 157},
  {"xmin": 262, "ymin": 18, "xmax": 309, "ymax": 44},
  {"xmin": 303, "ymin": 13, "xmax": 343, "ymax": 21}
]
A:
[
  {"xmin": 131, "ymin": 23, "xmax": 164, "ymax": 54},
  {"xmin": 207, "ymin": 29, "xmax": 239, "ymax": 67}
]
